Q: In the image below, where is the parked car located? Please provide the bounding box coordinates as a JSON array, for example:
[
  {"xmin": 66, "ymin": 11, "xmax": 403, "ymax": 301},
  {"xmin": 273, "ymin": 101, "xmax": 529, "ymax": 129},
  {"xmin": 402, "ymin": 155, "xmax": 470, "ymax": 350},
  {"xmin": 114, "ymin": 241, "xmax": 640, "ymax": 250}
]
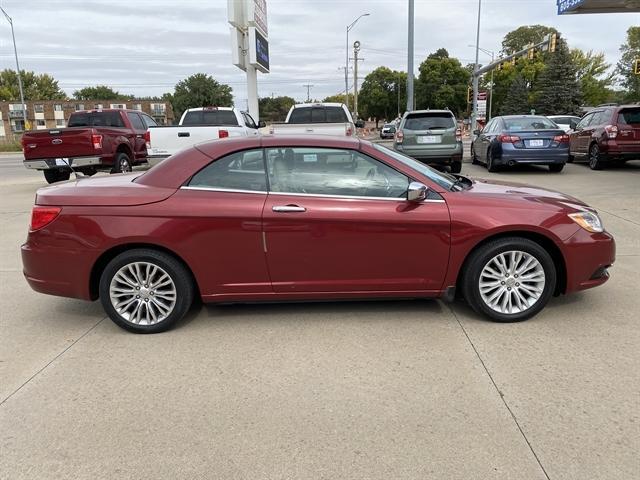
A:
[
  {"xmin": 547, "ymin": 115, "xmax": 582, "ymax": 133},
  {"xmin": 22, "ymin": 135, "xmax": 615, "ymax": 333},
  {"xmin": 393, "ymin": 110, "xmax": 463, "ymax": 173},
  {"xmin": 380, "ymin": 123, "xmax": 396, "ymax": 139},
  {"xmin": 145, "ymin": 106, "xmax": 263, "ymax": 165},
  {"xmin": 270, "ymin": 103, "xmax": 364, "ymax": 136},
  {"xmin": 22, "ymin": 109, "xmax": 154, "ymax": 183},
  {"xmin": 471, "ymin": 115, "xmax": 569, "ymax": 173},
  {"xmin": 568, "ymin": 105, "xmax": 640, "ymax": 170}
]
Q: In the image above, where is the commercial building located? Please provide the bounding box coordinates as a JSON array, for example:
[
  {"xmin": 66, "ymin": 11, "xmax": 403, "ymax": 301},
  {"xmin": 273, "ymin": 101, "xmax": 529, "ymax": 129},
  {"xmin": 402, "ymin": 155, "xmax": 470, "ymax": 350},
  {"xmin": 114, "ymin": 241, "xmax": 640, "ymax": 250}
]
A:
[{"xmin": 0, "ymin": 100, "xmax": 174, "ymax": 139}]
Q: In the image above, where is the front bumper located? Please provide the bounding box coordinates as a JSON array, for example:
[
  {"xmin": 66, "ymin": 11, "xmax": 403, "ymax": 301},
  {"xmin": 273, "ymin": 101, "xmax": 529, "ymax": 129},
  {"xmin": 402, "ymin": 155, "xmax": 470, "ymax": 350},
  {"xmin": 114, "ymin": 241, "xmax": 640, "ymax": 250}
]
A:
[
  {"xmin": 24, "ymin": 156, "xmax": 102, "ymax": 170},
  {"xmin": 563, "ymin": 228, "xmax": 615, "ymax": 294}
]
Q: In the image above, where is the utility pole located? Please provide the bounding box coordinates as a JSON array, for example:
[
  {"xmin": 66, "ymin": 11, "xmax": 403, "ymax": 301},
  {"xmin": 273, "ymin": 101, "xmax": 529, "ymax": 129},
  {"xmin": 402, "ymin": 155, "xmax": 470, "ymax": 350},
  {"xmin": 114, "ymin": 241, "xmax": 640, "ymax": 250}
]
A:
[
  {"xmin": 406, "ymin": 0, "xmax": 414, "ymax": 112},
  {"xmin": 303, "ymin": 83, "xmax": 314, "ymax": 103},
  {"xmin": 346, "ymin": 13, "xmax": 369, "ymax": 114},
  {"xmin": 1, "ymin": 6, "xmax": 28, "ymax": 131},
  {"xmin": 471, "ymin": 0, "xmax": 482, "ymax": 131},
  {"xmin": 352, "ymin": 41, "xmax": 363, "ymax": 120}
]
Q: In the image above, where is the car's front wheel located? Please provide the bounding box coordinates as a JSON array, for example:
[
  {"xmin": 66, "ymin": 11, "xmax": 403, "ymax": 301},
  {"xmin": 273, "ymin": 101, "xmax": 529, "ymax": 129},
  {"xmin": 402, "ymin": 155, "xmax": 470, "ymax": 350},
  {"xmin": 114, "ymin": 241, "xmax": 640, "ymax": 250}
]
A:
[
  {"xmin": 462, "ymin": 237, "xmax": 556, "ymax": 322},
  {"xmin": 99, "ymin": 249, "xmax": 194, "ymax": 333},
  {"xmin": 450, "ymin": 160, "xmax": 462, "ymax": 173}
]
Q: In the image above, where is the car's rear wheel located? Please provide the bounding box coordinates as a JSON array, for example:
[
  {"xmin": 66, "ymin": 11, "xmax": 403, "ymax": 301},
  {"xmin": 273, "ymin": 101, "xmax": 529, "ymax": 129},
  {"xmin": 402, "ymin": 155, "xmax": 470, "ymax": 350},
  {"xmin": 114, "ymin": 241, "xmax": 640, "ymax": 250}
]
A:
[
  {"xmin": 487, "ymin": 149, "xmax": 499, "ymax": 172},
  {"xmin": 112, "ymin": 152, "xmax": 132, "ymax": 174},
  {"xmin": 589, "ymin": 144, "xmax": 604, "ymax": 170},
  {"xmin": 461, "ymin": 237, "xmax": 556, "ymax": 322},
  {"xmin": 549, "ymin": 164, "xmax": 564, "ymax": 173},
  {"xmin": 43, "ymin": 169, "xmax": 71, "ymax": 184},
  {"xmin": 450, "ymin": 160, "xmax": 462, "ymax": 173},
  {"xmin": 99, "ymin": 249, "xmax": 194, "ymax": 333}
]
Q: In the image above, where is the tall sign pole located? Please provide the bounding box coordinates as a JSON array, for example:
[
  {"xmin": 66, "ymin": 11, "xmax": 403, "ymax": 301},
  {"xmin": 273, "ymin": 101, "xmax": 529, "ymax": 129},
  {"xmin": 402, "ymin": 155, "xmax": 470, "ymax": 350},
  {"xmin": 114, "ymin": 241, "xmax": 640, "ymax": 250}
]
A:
[
  {"xmin": 471, "ymin": 0, "xmax": 482, "ymax": 131},
  {"xmin": 353, "ymin": 41, "xmax": 361, "ymax": 119},
  {"xmin": 1, "ymin": 7, "xmax": 27, "ymax": 129},
  {"xmin": 406, "ymin": 0, "xmax": 414, "ymax": 112},
  {"xmin": 228, "ymin": 0, "xmax": 269, "ymax": 122}
]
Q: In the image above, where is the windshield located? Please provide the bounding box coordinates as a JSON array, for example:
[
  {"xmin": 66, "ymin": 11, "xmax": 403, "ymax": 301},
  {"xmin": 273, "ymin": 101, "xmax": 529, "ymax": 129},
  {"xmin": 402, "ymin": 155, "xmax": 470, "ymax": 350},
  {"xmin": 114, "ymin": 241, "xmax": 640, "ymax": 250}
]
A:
[
  {"xmin": 68, "ymin": 112, "xmax": 125, "ymax": 128},
  {"xmin": 404, "ymin": 112, "xmax": 455, "ymax": 130},
  {"xmin": 372, "ymin": 143, "xmax": 456, "ymax": 190},
  {"xmin": 504, "ymin": 116, "xmax": 557, "ymax": 131}
]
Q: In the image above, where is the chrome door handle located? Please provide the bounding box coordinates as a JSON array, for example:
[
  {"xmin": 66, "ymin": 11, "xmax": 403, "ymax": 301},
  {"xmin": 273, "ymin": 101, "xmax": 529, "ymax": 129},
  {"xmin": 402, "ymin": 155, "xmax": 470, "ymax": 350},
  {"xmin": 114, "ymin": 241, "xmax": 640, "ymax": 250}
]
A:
[{"xmin": 272, "ymin": 205, "xmax": 306, "ymax": 213}]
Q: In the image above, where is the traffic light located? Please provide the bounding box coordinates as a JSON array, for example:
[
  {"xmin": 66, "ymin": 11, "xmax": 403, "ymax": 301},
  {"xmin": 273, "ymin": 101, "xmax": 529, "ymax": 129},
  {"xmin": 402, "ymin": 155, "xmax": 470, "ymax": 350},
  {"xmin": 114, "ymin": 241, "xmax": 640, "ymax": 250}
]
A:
[
  {"xmin": 549, "ymin": 33, "xmax": 558, "ymax": 53},
  {"xmin": 634, "ymin": 59, "xmax": 640, "ymax": 75}
]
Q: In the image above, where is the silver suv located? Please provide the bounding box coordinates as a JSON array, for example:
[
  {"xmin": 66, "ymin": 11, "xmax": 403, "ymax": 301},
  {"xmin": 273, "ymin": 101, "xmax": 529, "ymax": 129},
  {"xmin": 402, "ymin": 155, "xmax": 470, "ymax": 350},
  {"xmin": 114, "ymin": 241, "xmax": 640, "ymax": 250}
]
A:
[{"xmin": 393, "ymin": 110, "xmax": 463, "ymax": 173}]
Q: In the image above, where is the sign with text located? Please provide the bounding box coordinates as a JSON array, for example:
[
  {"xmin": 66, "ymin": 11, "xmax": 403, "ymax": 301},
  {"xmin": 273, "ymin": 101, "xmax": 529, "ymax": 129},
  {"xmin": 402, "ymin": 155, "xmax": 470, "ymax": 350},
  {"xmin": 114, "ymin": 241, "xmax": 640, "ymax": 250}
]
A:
[
  {"xmin": 247, "ymin": 0, "xmax": 268, "ymax": 37},
  {"xmin": 249, "ymin": 26, "xmax": 269, "ymax": 73}
]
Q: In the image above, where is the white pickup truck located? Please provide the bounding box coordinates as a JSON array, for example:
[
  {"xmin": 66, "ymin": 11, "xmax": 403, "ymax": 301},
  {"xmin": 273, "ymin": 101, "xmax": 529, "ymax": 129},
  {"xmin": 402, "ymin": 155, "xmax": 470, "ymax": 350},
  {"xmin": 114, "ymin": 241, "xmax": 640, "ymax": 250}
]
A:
[
  {"xmin": 270, "ymin": 103, "xmax": 364, "ymax": 137},
  {"xmin": 145, "ymin": 107, "xmax": 263, "ymax": 164}
]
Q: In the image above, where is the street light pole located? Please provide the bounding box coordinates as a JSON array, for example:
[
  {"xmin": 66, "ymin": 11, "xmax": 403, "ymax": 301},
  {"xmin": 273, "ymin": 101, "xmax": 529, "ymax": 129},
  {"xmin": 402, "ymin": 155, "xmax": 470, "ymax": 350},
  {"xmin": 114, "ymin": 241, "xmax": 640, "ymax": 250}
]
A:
[
  {"xmin": 469, "ymin": 45, "xmax": 495, "ymax": 121},
  {"xmin": 346, "ymin": 13, "xmax": 369, "ymax": 113},
  {"xmin": 1, "ymin": 6, "xmax": 27, "ymax": 130},
  {"xmin": 471, "ymin": 0, "xmax": 482, "ymax": 131},
  {"xmin": 406, "ymin": 0, "xmax": 414, "ymax": 112}
]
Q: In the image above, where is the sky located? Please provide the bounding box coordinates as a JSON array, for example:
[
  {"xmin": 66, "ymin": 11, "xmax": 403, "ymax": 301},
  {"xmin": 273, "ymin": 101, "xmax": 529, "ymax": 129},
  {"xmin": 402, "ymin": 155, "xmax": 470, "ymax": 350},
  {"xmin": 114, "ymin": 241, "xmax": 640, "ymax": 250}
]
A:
[{"xmin": 0, "ymin": 0, "xmax": 638, "ymax": 107}]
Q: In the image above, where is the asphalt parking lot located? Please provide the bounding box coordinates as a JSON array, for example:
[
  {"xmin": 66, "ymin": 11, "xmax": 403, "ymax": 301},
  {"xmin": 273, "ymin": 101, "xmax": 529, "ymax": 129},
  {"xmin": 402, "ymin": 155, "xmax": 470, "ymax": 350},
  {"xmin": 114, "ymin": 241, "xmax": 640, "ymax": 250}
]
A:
[{"xmin": 1, "ymin": 152, "xmax": 639, "ymax": 479}]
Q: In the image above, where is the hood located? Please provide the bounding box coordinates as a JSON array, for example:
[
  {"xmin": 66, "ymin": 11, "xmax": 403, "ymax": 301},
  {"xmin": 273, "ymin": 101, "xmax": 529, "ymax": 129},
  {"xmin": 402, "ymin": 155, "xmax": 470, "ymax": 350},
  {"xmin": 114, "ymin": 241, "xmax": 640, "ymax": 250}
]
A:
[
  {"xmin": 36, "ymin": 173, "xmax": 177, "ymax": 207},
  {"xmin": 462, "ymin": 177, "xmax": 593, "ymax": 213}
]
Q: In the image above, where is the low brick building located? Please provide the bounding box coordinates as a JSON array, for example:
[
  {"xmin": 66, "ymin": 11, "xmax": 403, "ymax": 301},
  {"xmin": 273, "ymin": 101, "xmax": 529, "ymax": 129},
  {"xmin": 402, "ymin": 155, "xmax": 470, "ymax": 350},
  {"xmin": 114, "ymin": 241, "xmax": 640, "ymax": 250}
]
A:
[{"xmin": 0, "ymin": 100, "xmax": 174, "ymax": 140}]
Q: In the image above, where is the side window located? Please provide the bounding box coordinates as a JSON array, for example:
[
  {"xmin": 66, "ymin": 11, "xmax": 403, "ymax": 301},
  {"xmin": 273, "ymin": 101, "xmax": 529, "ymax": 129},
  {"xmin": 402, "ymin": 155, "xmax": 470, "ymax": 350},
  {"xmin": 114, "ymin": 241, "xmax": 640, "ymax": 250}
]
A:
[
  {"xmin": 265, "ymin": 147, "xmax": 409, "ymax": 199},
  {"xmin": 127, "ymin": 113, "xmax": 145, "ymax": 130},
  {"xmin": 576, "ymin": 113, "xmax": 593, "ymax": 129},
  {"xmin": 242, "ymin": 112, "xmax": 257, "ymax": 128},
  {"xmin": 141, "ymin": 114, "xmax": 157, "ymax": 127},
  {"xmin": 483, "ymin": 120, "xmax": 494, "ymax": 133},
  {"xmin": 188, "ymin": 149, "xmax": 266, "ymax": 192}
]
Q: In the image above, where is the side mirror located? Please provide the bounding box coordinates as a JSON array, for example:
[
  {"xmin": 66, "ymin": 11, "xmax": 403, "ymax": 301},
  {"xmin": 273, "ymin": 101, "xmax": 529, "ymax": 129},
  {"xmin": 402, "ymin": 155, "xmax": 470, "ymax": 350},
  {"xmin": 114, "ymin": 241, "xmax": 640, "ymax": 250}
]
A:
[
  {"xmin": 407, "ymin": 181, "xmax": 428, "ymax": 202},
  {"xmin": 473, "ymin": 129, "xmax": 481, "ymax": 136},
  {"xmin": 355, "ymin": 120, "xmax": 365, "ymax": 129},
  {"xmin": 569, "ymin": 121, "xmax": 578, "ymax": 130},
  {"xmin": 258, "ymin": 120, "xmax": 266, "ymax": 128}
]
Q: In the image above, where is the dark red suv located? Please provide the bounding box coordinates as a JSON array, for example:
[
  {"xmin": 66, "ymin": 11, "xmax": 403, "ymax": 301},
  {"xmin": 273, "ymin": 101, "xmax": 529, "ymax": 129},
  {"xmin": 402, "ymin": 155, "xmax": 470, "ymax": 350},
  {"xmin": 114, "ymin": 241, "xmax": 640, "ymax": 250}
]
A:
[{"xmin": 569, "ymin": 105, "xmax": 640, "ymax": 170}]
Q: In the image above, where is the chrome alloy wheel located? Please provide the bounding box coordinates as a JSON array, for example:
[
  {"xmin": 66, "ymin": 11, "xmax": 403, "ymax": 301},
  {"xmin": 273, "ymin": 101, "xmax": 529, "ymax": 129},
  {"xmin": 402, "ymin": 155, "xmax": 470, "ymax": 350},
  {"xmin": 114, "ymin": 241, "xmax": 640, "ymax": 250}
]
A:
[
  {"xmin": 109, "ymin": 262, "xmax": 177, "ymax": 325},
  {"xmin": 478, "ymin": 251, "xmax": 546, "ymax": 315}
]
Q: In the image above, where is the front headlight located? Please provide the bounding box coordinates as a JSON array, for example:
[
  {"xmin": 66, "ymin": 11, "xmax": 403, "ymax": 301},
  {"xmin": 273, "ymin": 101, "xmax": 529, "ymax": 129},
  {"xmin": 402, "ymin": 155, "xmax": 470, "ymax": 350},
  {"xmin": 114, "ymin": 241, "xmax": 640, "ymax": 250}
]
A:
[{"xmin": 568, "ymin": 211, "xmax": 603, "ymax": 233}]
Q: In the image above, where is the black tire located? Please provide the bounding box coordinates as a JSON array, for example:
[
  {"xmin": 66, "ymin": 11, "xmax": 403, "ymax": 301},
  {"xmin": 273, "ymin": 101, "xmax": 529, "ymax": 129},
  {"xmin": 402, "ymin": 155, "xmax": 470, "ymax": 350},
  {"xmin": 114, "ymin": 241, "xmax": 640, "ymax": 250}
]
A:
[
  {"xmin": 567, "ymin": 154, "xmax": 574, "ymax": 163},
  {"xmin": 112, "ymin": 152, "xmax": 132, "ymax": 174},
  {"xmin": 588, "ymin": 143, "xmax": 604, "ymax": 170},
  {"xmin": 471, "ymin": 145, "xmax": 480, "ymax": 165},
  {"xmin": 450, "ymin": 160, "xmax": 462, "ymax": 174},
  {"xmin": 99, "ymin": 249, "xmax": 194, "ymax": 333},
  {"xmin": 548, "ymin": 163, "xmax": 564, "ymax": 173},
  {"xmin": 43, "ymin": 169, "xmax": 70, "ymax": 184},
  {"xmin": 461, "ymin": 237, "xmax": 556, "ymax": 323},
  {"xmin": 487, "ymin": 149, "xmax": 499, "ymax": 172}
]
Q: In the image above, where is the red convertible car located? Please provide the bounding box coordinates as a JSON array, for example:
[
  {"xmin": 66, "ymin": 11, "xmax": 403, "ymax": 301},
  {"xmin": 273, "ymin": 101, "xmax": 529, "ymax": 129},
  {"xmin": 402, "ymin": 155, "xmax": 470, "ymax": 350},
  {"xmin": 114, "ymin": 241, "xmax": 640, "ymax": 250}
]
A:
[{"xmin": 22, "ymin": 136, "xmax": 615, "ymax": 333}]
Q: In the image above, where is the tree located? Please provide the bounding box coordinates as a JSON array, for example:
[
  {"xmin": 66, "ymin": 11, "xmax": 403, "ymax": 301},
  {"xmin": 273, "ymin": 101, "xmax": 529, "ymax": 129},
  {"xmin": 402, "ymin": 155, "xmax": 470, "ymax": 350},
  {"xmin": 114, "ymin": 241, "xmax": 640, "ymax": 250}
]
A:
[
  {"xmin": 534, "ymin": 40, "xmax": 582, "ymax": 115},
  {"xmin": 73, "ymin": 85, "xmax": 128, "ymax": 100},
  {"xmin": 498, "ymin": 75, "xmax": 531, "ymax": 115},
  {"xmin": 258, "ymin": 96, "xmax": 296, "ymax": 122},
  {"xmin": 501, "ymin": 25, "xmax": 558, "ymax": 55},
  {"xmin": 170, "ymin": 73, "xmax": 233, "ymax": 119},
  {"xmin": 358, "ymin": 67, "xmax": 406, "ymax": 127},
  {"xmin": 322, "ymin": 93, "xmax": 353, "ymax": 105},
  {"xmin": 571, "ymin": 49, "xmax": 615, "ymax": 106},
  {"xmin": 415, "ymin": 49, "xmax": 469, "ymax": 117},
  {"xmin": 0, "ymin": 69, "xmax": 65, "ymax": 101},
  {"xmin": 616, "ymin": 26, "xmax": 640, "ymax": 102}
]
